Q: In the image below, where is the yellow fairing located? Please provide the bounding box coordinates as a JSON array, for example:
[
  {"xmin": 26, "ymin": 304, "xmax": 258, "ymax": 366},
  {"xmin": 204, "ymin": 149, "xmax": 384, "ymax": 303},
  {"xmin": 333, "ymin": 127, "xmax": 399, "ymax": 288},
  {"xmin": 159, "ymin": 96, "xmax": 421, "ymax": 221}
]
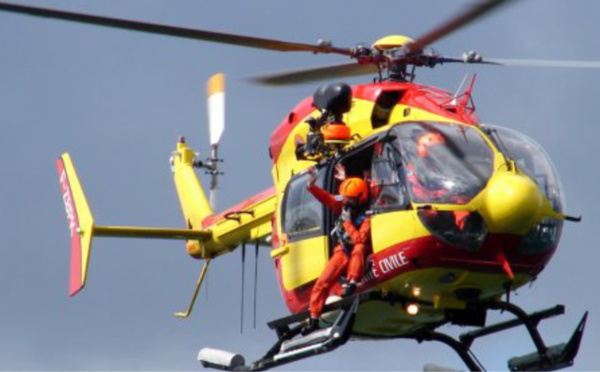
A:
[
  {"xmin": 371, "ymin": 210, "xmax": 428, "ymax": 254},
  {"xmin": 372, "ymin": 35, "xmax": 415, "ymax": 50}
]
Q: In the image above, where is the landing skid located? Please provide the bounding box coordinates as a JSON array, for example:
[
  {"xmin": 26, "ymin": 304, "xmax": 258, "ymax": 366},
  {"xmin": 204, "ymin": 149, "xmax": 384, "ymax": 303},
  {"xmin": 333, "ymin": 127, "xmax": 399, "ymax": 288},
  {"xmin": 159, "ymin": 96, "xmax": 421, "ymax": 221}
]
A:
[
  {"xmin": 410, "ymin": 302, "xmax": 588, "ymax": 371},
  {"xmin": 197, "ymin": 294, "xmax": 588, "ymax": 372}
]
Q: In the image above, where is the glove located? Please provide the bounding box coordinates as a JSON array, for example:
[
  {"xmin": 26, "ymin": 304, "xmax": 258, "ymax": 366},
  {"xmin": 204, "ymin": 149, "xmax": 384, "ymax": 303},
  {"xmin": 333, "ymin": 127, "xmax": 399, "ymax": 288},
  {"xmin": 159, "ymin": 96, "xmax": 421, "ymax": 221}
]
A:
[{"xmin": 334, "ymin": 163, "xmax": 346, "ymax": 181}]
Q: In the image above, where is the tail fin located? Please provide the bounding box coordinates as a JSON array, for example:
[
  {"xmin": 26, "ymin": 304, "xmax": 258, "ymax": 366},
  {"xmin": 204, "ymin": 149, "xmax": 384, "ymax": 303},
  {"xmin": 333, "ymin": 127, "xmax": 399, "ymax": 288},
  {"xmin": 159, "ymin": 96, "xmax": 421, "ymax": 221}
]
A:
[
  {"xmin": 172, "ymin": 139, "xmax": 214, "ymax": 229},
  {"xmin": 56, "ymin": 153, "xmax": 94, "ymax": 296}
]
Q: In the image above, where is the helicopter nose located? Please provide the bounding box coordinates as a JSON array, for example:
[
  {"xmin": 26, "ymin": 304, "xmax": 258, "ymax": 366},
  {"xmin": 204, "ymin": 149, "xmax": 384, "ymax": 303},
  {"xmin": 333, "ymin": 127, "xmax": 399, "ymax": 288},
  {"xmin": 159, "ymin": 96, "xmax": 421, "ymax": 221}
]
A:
[{"xmin": 479, "ymin": 172, "xmax": 543, "ymax": 234}]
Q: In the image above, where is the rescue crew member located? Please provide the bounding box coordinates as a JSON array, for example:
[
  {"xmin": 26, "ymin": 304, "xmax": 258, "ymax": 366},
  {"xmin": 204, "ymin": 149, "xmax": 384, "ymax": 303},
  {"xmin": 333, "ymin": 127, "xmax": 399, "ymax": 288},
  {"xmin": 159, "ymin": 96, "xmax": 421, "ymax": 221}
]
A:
[
  {"xmin": 406, "ymin": 131, "xmax": 449, "ymax": 201},
  {"xmin": 303, "ymin": 169, "xmax": 371, "ymax": 334},
  {"xmin": 408, "ymin": 131, "xmax": 469, "ymax": 229}
]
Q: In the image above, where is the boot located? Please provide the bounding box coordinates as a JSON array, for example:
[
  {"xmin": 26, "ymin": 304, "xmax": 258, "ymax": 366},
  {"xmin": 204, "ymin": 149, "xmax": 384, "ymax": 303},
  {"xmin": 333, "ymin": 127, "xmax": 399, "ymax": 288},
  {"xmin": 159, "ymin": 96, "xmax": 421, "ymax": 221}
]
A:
[
  {"xmin": 301, "ymin": 317, "xmax": 319, "ymax": 336},
  {"xmin": 341, "ymin": 281, "xmax": 357, "ymax": 297}
]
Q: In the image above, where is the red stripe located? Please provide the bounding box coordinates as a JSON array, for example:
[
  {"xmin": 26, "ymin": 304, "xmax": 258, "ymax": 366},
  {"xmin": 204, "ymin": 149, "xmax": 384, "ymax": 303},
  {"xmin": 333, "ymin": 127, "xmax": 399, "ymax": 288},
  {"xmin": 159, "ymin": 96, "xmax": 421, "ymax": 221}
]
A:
[
  {"xmin": 269, "ymin": 96, "xmax": 314, "ymax": 164},
  {"xmin": 276, "ymin": 233, "xmax": 554, "ymax": 314}
]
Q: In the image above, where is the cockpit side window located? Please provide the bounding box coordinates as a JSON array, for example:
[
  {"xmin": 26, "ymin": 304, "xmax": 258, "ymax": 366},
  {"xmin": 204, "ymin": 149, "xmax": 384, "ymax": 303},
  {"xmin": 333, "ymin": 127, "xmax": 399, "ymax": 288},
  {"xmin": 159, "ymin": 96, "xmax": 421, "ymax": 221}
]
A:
[
  {"xmin": 282, "ymin": 168, "xmax": 326, "ymax": 241},
  {"xmin": 370, "ymin": 140, "xmax": 408, "ymax": 211}
]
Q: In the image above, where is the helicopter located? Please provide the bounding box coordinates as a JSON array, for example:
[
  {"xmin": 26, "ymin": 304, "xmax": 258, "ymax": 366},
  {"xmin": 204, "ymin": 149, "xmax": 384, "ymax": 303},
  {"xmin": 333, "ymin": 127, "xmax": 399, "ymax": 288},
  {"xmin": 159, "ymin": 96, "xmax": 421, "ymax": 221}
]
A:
[{"xmin": 0, "ymin": 0, "xmax": 596, "ymax": 370}]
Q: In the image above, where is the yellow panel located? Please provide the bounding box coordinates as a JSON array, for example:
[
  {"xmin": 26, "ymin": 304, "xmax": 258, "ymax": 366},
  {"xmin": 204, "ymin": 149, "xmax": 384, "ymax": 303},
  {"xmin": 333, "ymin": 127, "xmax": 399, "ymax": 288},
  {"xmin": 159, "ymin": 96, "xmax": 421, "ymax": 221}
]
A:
[
  {"xmin": 388, "ymin": 104, "xmax": 464, "ymax": 124},
  {"xmin": 371, "ymin": 210, "xmax": 430, "ymax": 254},
  {"xmin": 372, "ymin": 35, "xmax": 415, "ymax": 51},
  {"xmin": 280, "ymin": 235, "xmax": 328, "ymax": 290},
  {"xmin": 172, "ymin": 141, "xmax": 213, "ymax": 230}
]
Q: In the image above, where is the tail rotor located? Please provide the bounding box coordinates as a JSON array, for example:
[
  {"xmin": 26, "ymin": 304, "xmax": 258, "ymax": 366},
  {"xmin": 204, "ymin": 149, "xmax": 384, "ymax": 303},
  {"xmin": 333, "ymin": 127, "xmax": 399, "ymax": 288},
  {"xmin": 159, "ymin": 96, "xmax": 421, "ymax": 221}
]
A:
[{"xmin": 205, "ymin": 73, "xmax": 225, "ymax": 209}]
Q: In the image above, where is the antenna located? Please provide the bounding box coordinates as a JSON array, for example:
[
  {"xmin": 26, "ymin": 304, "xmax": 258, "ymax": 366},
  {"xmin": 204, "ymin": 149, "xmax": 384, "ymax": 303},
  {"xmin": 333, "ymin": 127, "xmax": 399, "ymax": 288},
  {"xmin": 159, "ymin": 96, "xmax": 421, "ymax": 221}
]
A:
[
  {"xmin": 240, "ymin": 242, "xmax": 246, "ymax": 334},
  {"xmin": 253, "ymin": 240, "xmax": 259, "ymax": 329}
]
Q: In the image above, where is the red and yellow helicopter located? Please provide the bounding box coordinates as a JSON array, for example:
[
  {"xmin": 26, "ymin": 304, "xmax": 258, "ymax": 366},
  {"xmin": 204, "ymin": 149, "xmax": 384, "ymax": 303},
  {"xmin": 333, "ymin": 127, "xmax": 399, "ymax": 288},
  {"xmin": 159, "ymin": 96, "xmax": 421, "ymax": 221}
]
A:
[{"xmin": 1, "ymin": 0, "xmax": 594, "ymax": 370}]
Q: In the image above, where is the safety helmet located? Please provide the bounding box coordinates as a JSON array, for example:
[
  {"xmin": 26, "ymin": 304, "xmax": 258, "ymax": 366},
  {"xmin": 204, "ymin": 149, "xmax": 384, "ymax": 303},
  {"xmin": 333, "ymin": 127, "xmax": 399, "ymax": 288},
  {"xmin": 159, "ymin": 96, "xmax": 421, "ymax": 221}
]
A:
[
  {"xmin": 339, "ymin": 177, "xmax": 369, "ymax": 205},
  {"xmin": 417, "ymin": 132, "xmax": 445, "ymax": 158}
]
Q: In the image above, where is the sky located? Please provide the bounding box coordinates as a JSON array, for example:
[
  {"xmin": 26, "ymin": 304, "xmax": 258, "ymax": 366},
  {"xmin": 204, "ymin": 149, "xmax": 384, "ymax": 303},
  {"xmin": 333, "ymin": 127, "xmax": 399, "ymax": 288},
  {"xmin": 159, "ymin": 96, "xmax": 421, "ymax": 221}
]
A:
[{"xmin": 0, "ymin": 0, "xmax": 599, "ymax": 370}]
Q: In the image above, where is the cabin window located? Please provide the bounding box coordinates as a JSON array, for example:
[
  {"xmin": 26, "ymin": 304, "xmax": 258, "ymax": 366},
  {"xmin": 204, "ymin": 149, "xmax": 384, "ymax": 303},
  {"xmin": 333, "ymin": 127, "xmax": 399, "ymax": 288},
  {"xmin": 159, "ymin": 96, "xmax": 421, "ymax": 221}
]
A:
[
  {"xmin": 518, "ymin": 217, "xmax": 563, "ymax": 254},
  {"xmin": 333, "ymin": 137, "xmax": 408, "ymax": 212},
  {"xmin": 282, "ymin": 169, "xmax": 326, "ymax": 240}
]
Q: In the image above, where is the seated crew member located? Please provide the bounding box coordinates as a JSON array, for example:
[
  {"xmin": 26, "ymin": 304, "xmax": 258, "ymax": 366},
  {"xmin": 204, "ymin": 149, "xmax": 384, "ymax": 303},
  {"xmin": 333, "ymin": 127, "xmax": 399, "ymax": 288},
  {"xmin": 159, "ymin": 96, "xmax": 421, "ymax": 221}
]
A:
[
  {"xmin": 407, "ymin": 131, "xmax": 469, "ymax": 229},
  {"xmin": 303, "ymin": 169, "xmax": 371, "ymax": 334}
]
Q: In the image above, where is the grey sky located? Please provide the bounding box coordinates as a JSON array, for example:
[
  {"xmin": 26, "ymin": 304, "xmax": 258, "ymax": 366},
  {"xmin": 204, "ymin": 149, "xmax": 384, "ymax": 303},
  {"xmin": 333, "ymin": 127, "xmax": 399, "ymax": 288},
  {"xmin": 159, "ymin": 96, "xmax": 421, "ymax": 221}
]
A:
[{"xmin": 0, "ymin": 0, "xmax": 598, "ymax": 370}]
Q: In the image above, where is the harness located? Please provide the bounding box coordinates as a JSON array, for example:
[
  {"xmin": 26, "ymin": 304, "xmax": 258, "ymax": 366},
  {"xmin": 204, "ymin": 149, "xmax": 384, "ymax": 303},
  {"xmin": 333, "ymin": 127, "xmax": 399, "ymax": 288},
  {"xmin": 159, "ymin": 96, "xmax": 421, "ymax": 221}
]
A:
[{"xmin": 331, "ymin": 211, "xmax": 367, "ymax": 256}]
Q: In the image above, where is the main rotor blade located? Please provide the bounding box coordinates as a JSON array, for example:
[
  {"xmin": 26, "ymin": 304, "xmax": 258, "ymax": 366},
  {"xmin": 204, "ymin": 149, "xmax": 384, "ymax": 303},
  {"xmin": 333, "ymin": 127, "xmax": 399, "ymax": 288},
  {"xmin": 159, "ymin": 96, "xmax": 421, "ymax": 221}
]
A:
[
  {"xmin": 481, "ymin": 58, "xmax": 600, "ymax": 69},
  {"xmin": 251, "ymin": 62, "xmax": 379, "ymax": 86},
  {"xmin": 440, "ymin": 56, "xmax": 600, "ymax": 69},
  {"xmin": 0, "ymin": 2, "xmax": 352, "ymax": 55},
  {"xmin": 408, "ymin": 0, "xmax": 515, "ymax": 53}
]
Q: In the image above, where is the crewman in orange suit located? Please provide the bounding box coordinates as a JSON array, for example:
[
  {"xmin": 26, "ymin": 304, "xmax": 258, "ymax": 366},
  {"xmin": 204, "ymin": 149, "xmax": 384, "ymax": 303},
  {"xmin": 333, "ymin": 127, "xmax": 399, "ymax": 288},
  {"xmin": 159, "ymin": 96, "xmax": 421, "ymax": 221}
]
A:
[
  {"xmin": 303, "ymin": 169, "xmax": 371, "ymax": 334},
  {"xmin": 408, "ymin": 131, "xmax": 469, "ymax": 229}
]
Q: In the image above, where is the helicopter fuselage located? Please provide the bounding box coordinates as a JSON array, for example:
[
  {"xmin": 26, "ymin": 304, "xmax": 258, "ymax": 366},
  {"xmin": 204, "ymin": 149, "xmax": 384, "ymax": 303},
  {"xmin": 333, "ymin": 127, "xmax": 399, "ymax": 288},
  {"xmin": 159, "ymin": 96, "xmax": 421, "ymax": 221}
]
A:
[{"xmin": 263, "ymin": 80, "xmax": 563, "ymax": 336}]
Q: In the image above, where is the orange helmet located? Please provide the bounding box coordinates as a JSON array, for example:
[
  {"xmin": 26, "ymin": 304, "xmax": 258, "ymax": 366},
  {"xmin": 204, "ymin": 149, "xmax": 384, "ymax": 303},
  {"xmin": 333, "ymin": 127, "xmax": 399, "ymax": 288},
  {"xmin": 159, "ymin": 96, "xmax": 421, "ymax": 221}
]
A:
[
  {"xmin": 417, "ymin": 132, "xmax": 445, "ymax": 158},
  {"xmin": 339, "ymin": 177, "xmax": 369, "ymax": 204}
]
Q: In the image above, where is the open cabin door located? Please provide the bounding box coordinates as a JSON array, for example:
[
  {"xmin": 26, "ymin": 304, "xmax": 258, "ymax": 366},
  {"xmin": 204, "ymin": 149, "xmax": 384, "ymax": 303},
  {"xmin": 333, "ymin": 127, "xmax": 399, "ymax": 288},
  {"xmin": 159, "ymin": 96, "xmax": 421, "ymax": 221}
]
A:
[
  {"xmin": 276, "ymin": 167, "xmax": 331, "ymax": 292},
  {"xmin": 368, "ymin": 138, "xmax": 416, "ymax": 258}
]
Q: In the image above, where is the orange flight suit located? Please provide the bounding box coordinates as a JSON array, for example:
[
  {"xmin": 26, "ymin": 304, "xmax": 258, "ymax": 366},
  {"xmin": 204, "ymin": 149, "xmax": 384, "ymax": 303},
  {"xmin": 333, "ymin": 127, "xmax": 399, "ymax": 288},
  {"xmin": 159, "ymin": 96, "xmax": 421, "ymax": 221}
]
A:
[
  {"xmin": 307, "ymin": 185, "xmax": 371, "ymax": 319},
  {"xmin": 406, "ymin": 163, "xmax": 470, "ymax": 229}
]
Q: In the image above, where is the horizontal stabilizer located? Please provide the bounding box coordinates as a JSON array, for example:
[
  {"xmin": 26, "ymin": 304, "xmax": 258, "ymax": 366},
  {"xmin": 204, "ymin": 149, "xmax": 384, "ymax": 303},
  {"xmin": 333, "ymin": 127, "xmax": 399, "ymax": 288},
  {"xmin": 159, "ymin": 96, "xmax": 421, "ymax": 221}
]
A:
[{"xmin": 57, "ymin": 153, "xmax": 212, "ymax": 296}]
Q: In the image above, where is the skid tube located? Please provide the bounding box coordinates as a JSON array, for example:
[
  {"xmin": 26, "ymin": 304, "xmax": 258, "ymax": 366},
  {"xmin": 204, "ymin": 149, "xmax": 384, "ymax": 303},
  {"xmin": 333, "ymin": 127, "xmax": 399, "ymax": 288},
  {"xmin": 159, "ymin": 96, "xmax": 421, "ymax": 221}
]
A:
[
  {"xmin": 198, "ymin": 296, "xmax": 586, "ymax": 371},
  {"xmin": 405, "ymin": 301, "xmax": 588, "ymax": 371}
]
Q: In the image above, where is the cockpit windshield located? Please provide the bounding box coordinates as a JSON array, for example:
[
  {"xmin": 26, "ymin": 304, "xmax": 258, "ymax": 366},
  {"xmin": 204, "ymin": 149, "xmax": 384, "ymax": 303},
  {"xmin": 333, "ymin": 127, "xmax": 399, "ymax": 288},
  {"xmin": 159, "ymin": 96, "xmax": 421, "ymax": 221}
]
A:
[{"xmin": 392, "ymin": 122, "xmax": 494, "ymax": 204}]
